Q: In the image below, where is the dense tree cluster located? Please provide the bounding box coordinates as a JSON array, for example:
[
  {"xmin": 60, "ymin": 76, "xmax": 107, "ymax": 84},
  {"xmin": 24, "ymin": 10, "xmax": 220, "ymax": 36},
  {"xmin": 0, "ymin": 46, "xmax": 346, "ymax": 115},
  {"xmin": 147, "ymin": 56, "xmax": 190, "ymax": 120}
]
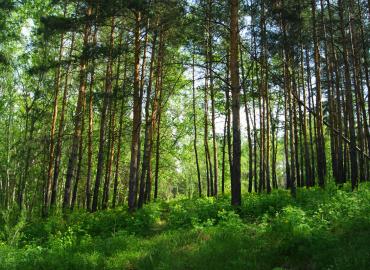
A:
[{"xmin": 0, "ymin": 0, "xmax": 369, "ymax": 217}]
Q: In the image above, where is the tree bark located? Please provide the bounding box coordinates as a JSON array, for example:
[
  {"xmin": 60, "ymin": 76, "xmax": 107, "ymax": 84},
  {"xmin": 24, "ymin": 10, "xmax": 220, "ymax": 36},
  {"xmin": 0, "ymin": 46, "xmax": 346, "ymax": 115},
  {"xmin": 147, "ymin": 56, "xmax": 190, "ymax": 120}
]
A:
[{"xmin": 230, "ymin": 0, "xmax": 241, "ymax": 206}]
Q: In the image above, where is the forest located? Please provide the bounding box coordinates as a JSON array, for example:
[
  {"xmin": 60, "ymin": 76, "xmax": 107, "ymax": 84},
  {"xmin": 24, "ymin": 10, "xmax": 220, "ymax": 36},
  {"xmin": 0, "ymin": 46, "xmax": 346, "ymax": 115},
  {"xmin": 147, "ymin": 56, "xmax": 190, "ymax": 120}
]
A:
[{"xmin": 0, "ymin": 0, "xmax": 369, "ymax": 269}]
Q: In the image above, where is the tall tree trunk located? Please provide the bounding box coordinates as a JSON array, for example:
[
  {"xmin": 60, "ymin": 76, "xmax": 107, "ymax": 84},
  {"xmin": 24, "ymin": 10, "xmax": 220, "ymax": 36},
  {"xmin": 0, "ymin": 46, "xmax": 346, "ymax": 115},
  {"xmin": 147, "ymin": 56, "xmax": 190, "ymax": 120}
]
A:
[
  {"xmin": 327, "ymin": 0, "xmax": 344, "ymax": 184},
  {"xmin": 306, "ymin": 48, "xmax": 316, "ymax": 186},
  {"xmin": 71, "ymin": 105, "xmax": 86, "ymax": 210},
  {"xmin": 138, "ymin": 29, "xmax": 157, "ymax": 208},
  {"xmin": 134, "ymin": 20, "xmax": 150, "ymax": 207},
  {"xmin": 339, "ymin": 0, "xmax": 358, "ymax": 189},
  {"xmin": 63, "ymin": 4, "xmax": 92, "ymax": 210},
  {"xmin": 300, "ymin": 45, "xmax": 312, "ymax": 187},
  {"xmin": 230, "ymin": 0, "xmax": 241, "ymax": 206},
  {"xmin": 348, "ymin": 1, "xmax": 370, "ymax": 182},
  {"xmin": 154, "ymin": 78, "xmax": 163, "ymax": 201},
  {"xmin": 18, "ymin": 107, "xmax": 36, "ymax": 210},
  {"xmin": 51, "ymin": 32, "xmax": 75, "ymax": 208},
  {"xmin": 225, "ymin": 57, "xmax": 233, "ymax": 189},
  {"xmin": 85, "ymin": 26, "xmax": 98, "ymax": 211},
  {"xmin": 207, "ymin": 0, "xmax": 218, "ymax": 196},
  {"xmin": 145, "ymin": 30, "xmax": 165, "ymax": 203},
  {"xmin": 44, "ymin": 31, "xmax": 65, "ymax": 216},
  {"xmin": 192, "ymin": 52, "xmax": 202, "ymax": 197},
  {"xmin": 128, "ymin": 12, "xmax": 143, "ymax": 210},
  {"xmin": 112, "ymin": 38, "xmax": 129, "ymax": 208},
  {"xmin": 240, "ymin": 49, "xmax": 253, "ymax": 193},
  {"xmin": 91, "ymin": 17, "xmax": 115, "ymax": 212},
  {"xmin": 102, "ymin": 27, "xmax": 125, "ymax": 210},
  {"xmin": 311, "ymin": 0, "xmax": 326, "ymax": 188},
  {"xmin": 221, "ymin": 115, "xmax": 227, "ymax": 194}
]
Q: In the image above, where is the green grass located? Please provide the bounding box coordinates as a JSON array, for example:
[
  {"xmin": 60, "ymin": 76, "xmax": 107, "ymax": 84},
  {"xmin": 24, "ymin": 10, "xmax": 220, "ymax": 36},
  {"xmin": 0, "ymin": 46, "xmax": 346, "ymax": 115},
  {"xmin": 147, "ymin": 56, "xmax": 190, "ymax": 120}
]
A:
[{"xmin": 0, "ymin": 183, "xmax": 369, "ymax": 270}]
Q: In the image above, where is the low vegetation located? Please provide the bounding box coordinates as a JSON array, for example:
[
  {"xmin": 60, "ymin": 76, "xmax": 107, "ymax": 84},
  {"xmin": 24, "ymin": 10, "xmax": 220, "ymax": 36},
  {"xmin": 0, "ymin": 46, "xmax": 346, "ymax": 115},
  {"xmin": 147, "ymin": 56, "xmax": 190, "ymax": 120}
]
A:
[{"xmin": 1, "ymin": 184, "xmax": 369, "ymax": 270}]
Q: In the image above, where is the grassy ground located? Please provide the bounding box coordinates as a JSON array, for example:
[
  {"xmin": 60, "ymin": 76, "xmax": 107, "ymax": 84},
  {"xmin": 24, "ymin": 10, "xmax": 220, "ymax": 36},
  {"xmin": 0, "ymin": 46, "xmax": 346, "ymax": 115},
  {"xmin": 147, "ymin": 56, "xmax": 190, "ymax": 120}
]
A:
[{"xmin": 0, "ymin": 183, "xmax": 369, "ymax": 270}]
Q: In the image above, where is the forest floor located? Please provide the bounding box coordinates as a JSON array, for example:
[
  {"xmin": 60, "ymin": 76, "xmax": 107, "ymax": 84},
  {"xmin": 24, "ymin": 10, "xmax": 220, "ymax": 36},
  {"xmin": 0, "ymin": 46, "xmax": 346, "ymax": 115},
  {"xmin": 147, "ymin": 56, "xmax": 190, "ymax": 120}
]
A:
[{"xmin": 0, "ymin": 183, "xmax": 369, "ymax": 270}]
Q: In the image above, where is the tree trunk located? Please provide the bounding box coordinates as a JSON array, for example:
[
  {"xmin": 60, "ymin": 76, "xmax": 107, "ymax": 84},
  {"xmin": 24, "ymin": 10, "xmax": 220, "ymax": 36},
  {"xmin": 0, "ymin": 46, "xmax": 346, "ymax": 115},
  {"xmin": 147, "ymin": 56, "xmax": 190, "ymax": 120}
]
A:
[
  {"xmin": 44, "ymin": 31, "xmax": 65, "ymax": 216},
  {"xmin": 91, "ymin": 17, "xmax": 115, "ymax": 212},
  {"xmin": 138, "ymin": 29, "xmax": 157, "ymax": 208},
  {"xmin": 63, "ymin": 4, "xmax": 92, "ymax": 210},
  {"xmin": 192, "ymin": 52, "xmax": 202, "ymax": 197},
  {"xmin": 51, "ymin": 32, "xmax": 75, "ymax": 208},
  {"xmin": 85, "ymin": 26, "xmax": 98, "ymax": 211},
  {"xmin": 311, "ymin": 0, "xmax": 326, "ymax": 188},
  {"xmin": 112, "ymin": 37, "xmax": 129, "ymax": 208},
  {"xmin": 230, "ymin": 0, "xmax": 241, "ymax": 206},
  {"xmin": 339, "ymin": 0, "xmax": 358, "ymax": 189}
]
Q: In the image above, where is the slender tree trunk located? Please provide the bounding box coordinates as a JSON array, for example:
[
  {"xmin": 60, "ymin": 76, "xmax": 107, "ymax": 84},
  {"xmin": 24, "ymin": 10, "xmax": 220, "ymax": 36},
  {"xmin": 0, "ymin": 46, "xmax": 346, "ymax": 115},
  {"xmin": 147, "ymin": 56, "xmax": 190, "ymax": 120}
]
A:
[
  {"xmin": 339, "ymin": 0, "xmax": 358, "ymax": 189},
  {"xmin": 348, "ymin": 1, "xmax": 369, "ymax": 182},
  {"xmin": 102, "ymin": 28, "xmax": 125, "ymax": 210},
  {"xmin": 225, "ymin": 58, "xmax": 233, "ymax": 188},
  {"xmin": 63, "ymin": 4, "xmax": 92, "ymax": 210},
  {"xmin": 44, "ymin": 31, "xmax": 65, "ymax": 216},
  {"xmin": 204, "ymin": 56, "xmax": 212, "ymax": 197},
  {"xmin": 145, "ymin": 30, "xmax": 165, "ymax": 203},
  {"xmin": 51, "ymin": 33, "xmax": 75, "ymax": 208},
  {"xmin": 261, "ymin": 0, "xmax": 270, "ymax": 193},
  {"xmin": 192, "ymin": 53, "xmax": 202, "ymax": 197},
  {"xmin": 326, "ymin": 0, "xmax": 344, "ymax": 184},
  {"xmin": 18, "ymin": 108, "xmax": 36, "ymax": 210},
  {"xmin": 240, "ymin": 50, "xmax": 253, "ymax": 193},
  {"xmin": 230, "ymin": 0, "xmax": 241, "ymax": 206},
  {"xmin": 300, "ymin": 45, "xmax": 311, "ymax": 187},
  {"xmin": 85, "ymin": 26, "xmax": 98, "ymax": 211},
  {"xmin": 221, "ymin": 116, "xmax": 227, "ymax": 194},
  {"xmin": 128, "ymin": 12, "xmax": 143, "ymax": 210},
  {"xmin": 154, "ymin": 80, "xmax": 163, "ymax": 201},
  {"xmin": 311, "ymin": 0, "xmax": 326, "ymax": 188},
  {"xmin": 71, "ymin": 105, "xmax": 86, "ymax": 210},
  {"xmin": 112, "ymin": 38, "xmax": 129, "ymax": 208},
  {"xmin": 91, "ymin": 17, "xmax": 115, "ymax": 212},
  {"xmin": 138, "ymin": 30, "xmax": 157, "ymax": 208},
  {"xmin": 305, "ymin": 48, "xmax": 316, "ymax": 186},
  {"xmin": 207, "ymin": 0, "xmax": 218, "ymax": 196}
]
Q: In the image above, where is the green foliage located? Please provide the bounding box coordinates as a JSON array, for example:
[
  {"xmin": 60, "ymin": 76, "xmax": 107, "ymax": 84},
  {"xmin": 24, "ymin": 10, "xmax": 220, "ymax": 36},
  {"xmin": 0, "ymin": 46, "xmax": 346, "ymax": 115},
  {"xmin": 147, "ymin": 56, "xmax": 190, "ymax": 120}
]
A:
[
  {"xmin": 0, "ymin": 185, "xmax": 369, "ymax": 269},
  {"xmin": 167, "ymin": 196, "xmax": 231, "ymax": 228},
  {"xmin": 40, "ymin": 16, "xmax": 78, "ymax": 36},
  {"xmin": 0, "ymin": 209, "xmax": 26, "ymax": 247}
]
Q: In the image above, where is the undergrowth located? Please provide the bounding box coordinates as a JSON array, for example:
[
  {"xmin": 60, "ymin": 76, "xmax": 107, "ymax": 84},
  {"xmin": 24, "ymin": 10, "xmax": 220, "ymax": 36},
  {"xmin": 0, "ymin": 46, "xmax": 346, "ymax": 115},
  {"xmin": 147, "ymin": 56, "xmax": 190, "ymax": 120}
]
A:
[{"xmin": 0, "ymin": 183, "xmax": 369, "ymax": 270}]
